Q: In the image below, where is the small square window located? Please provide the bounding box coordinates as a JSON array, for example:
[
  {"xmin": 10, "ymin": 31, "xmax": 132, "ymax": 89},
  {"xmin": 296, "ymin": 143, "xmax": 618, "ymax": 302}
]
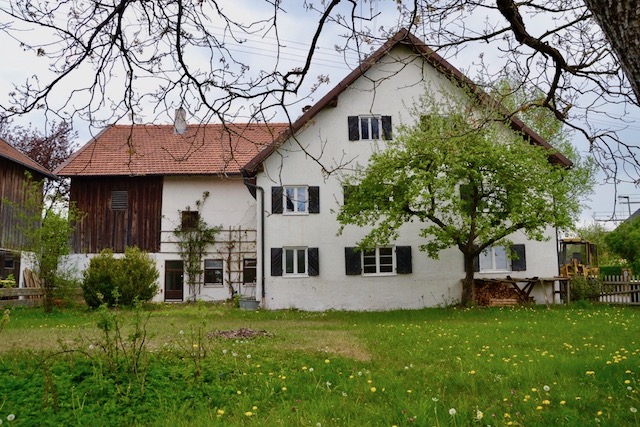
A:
[
  {"xmin": 284, "ymin": 186, "xmax": 308, "ymax": 214},
  {"xmin": 204, "ymin": 259, "xmax": 223, "ymax": 285},
  {"xmin": 181, "ymin": 211, "xmax": 200, "ymax": 230},
  {"xmin": 362, "ymin": 246, "xmax": 396, "ymax": 275}
]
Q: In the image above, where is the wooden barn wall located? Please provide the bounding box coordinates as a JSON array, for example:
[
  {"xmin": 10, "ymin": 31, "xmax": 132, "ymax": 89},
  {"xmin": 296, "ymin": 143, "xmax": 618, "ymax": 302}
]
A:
[
  {"xmin": 70, "ymin": 176, "xmax": 163, "ymax": 253},
  {"xmin": 0, "ymin": 157, "xmax": 45, "ymax": 250}
]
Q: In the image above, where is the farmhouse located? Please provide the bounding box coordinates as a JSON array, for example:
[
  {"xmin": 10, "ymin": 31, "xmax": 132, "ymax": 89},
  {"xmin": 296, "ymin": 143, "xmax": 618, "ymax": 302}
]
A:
[
  {"xmin": 0, "ymin": 137, "xmax": 56, "ymax": 283},
  {"xmin": 56, "ymin": 29, "xmax": 570, "ymax": 310}
]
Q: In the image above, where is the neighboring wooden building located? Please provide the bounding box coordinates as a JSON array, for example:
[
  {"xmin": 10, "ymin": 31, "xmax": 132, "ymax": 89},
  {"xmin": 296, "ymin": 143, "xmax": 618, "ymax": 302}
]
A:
[
  {"xmin": 56, "ymin": 123, "xmax": 286, "ymax": 301},
  {"xmin": 0, "ymin": 137, "xmax": 56, "ymax": 281}
]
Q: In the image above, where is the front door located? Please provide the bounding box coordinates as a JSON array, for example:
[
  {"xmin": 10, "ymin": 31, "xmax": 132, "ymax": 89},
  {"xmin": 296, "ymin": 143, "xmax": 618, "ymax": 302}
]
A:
[{"xmin": 165, "ymin": 260, "xmax": 184, "ymax": 301}]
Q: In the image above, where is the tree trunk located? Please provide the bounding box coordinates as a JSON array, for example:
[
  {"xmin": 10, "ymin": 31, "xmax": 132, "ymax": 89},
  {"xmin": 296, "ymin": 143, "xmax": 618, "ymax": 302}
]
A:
[
  {"xmin": 583, "ymin": 0, "xmax": 640, "ymax": 103},
  {"xmin": 462, "ymin": 254, "xmax": 476, "ymax": 305}
]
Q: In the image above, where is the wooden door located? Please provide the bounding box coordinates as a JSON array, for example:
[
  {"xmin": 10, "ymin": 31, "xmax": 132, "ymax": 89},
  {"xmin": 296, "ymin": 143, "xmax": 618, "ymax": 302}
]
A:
[{"xmin": 165, "ymin": 260, "xmax": 184, "ymax": 301}]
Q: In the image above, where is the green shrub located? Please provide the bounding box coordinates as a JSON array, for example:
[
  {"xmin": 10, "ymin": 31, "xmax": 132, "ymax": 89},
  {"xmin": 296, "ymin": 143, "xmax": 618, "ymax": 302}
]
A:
[
  {"xmin": 599, "ymin": 265, "xmax": 626, "ymax": 277},
  {"xmin": 82, "ymin": 247, "xmax": 158, "ymax": 308},
  {"xmin": 569, "ymin": 276, "xmax": 602, "ymax": 301}
]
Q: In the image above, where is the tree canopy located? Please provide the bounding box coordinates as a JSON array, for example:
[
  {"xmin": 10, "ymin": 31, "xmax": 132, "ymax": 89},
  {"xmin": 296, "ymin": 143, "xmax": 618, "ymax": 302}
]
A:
[
  {"xmin": 605, "ymin": 218, "xmax": 640, "ymax": 273},
  {"xmin": 337, "ymin": 91, "xmax": 594, "ymax": 304}
]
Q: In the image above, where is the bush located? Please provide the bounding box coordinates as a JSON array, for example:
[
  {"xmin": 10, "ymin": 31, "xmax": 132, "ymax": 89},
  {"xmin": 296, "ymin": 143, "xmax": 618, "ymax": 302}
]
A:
[
  {"xmin": 82, "ymin": 247, "xmax": 159, "ymax": 308},
  {"xmin": 569, "ymin": 276, "xmax": 602, "ymax": 302}
]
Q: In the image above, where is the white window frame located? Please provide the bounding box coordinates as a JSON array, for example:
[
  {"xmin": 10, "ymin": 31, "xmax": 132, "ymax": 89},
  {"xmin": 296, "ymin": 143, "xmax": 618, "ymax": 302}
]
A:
[
  {"xmin": 359, "ymin": 115, "xmax": 382, "ymax": 140},
  {"xmin": 479, "ymin": 245, "xmax": 511, "ymax": 273},
  {"xmin": 283, "ymin": 247, "xmax": 308, "ymax": 277},
  {"xmin": 204, "ymin": 259, "xmax": 224, "ymax": 286},
  {"xmin": 362, "ymin": 246, "xmax": 396, "ymax": 276},
  {"xmin": 283, "ymin": 186, "xmax": 308, "ymax": 214}
]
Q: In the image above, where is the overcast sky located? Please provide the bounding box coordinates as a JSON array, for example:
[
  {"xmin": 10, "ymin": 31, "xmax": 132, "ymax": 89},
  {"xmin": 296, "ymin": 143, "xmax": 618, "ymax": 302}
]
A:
[{"xmin": 0, "ymin": 1, "xmax": 638, "ymax": 227}]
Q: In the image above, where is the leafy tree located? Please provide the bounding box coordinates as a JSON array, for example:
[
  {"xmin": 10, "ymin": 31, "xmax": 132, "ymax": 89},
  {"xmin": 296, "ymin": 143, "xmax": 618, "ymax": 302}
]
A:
[
  {"xmin": 575, "ymin": 223, "xmax": 620, "ymax": 267},
  {"xmin": 0, "ymin": 120, "xmax": 76, "ymax": 200},
  {"xmin": 6, "ymin": 175, "xmax": 81, "ymax": 312},
  {"xmin": 605, "ymin": 219, "xmax": 640, "ymax": 274},
  {"xmin": 337, "ymin": 91, "xmax": 594, "ymax": 305}
]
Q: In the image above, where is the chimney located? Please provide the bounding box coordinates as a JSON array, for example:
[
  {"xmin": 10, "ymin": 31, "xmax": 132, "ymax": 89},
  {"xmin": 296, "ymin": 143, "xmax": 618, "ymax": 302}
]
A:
[{"xmin": 174, "ymin": 107, "xmax": 187, "ymax": 134}]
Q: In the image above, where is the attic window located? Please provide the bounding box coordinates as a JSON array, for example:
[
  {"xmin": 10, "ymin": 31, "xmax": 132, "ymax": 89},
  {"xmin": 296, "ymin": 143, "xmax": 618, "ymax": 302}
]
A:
[{"xmin": 111, "ymin": 191, "xmax": 128, "ymax": 210}]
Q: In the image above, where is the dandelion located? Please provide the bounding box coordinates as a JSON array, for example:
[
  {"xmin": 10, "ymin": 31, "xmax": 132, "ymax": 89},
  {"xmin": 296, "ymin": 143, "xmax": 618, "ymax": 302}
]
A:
[
  {"xmin": 542, "ymin": 400, "xmax": 550, "ymax": 405},
  {"xmin": 631, "ymin": 407, "xmax": 638, "ymax": 413},
  {"xmin": 536, "ymin": 406, "xmax": 543, "ymax": 410},
  {"xmin": 586, "ymin": 370, "xmax": 595, "ymax": 376},
  {"xmin": 597, "ymin": 411, "xmax": 603, "ymax": 416},
  {"xmin": 469, "ymin": 370, "xmax": 476, "ymax": 375},
  {"xmin": 244, "ymin": 411, "xmax": 253, "ymax": 417},
  {"xmin": 282, "ymin": 387, "xmax": 287, "ymax": 391},
  {"xmin": 216, "ymin": 409, "xmax": 225, "ymax": 416},
  {"xmin": 407, "ymin": 389, "xmax": 413, "ymax": 394},
  {"xmin": 309, "ymin": 368, "xmax": 314, "ymax": 372},
  {"xmin": 625, "ymin": 380, "xmax": 631, "ymax": 384},
  {"xmin": 503, "ymin": 413, "xmax": 511, "ymax": 418},
  {"xmin": 302, "ymin": 366, "xmax": 308, "ymax": 370},
  {"xmin": 560, "ymin": 400, "xmax": 566, "ymax": 405},
  {"xmin": 476, "ymin": 409, "xmax": 484, "ymax": 420},
  {"xmin": 6, "ymin": 415, "xmax": 14, "ymax": 422},
  {"xmin": 543, "ymin": 385, "xmax": 550, "ymax": 392},
  {"xmin": 531, "ymin": 388, "xmax": 538, "ymax": 392},
  {"xmin": 432, "ymin": 397, "xmax": 439, "ymax": 402},
  {"xmin": 449, "ymin": 408, "xmax": 457, "ymax": 416},
  {"xmin": 247, "ymin": 354, "xmax": 252, "ymax": 359},
  {"xmin": 325, "ymin": 359, "xmax": 330, "ymax": 364},
  {"xmin": 222, "ymin": 349, "xmax": 228, "ymax": 354},
  {"xmin": 370, "ymin": 387, "xmax": 377, "ymax": 392},
  {"xmin": 237, "ymin": 390, "xmax": 242, "ymax": 395}
]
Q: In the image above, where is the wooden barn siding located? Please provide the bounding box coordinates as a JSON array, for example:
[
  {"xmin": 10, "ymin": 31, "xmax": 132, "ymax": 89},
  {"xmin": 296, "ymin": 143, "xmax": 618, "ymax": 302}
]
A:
[
  {"xmin": 0, "ymin": 157, "xmax": 45, "ymax": 250},
  {"xmin": 70, "ymin": 176, "xmax": 163, "ymax": 253}
]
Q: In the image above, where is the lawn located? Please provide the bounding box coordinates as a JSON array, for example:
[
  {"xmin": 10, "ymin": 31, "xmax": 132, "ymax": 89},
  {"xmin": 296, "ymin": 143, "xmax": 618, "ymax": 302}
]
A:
[{"xmin": 0, "ymin": 302, "xmax": 638, "ymax": 426}]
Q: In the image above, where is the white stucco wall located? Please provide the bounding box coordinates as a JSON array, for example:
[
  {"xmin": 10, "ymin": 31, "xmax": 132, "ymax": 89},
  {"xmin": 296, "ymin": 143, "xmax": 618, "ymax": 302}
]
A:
[{"xmin": 256, "ymin": 45, "xmax": 561, "ymax": 311}]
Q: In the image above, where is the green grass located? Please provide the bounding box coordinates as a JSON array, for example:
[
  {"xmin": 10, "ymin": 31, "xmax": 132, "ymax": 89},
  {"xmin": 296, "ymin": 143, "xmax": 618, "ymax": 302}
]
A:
[{"xmin": 0, "ymin": 303, "xmax": 638, "ymax": 426}]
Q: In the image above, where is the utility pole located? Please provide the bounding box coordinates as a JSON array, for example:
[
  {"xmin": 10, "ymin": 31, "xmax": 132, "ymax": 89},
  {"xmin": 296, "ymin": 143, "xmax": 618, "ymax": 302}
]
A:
[{"xmin": 618, "ymin": 195, "xmax": 640, "ymax": 219}]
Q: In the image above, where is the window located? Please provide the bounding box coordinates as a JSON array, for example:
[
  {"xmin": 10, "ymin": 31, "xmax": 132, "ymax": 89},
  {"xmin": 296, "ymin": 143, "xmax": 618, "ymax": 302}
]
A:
[
  {"xmin": 285, "ymin": 247, "xmax": 307, "ymax": 275},
  {"xmin": 111, "ymin": 190, "xmax": 128, "ymax": 210},
  {"xmin": 181, "ymin": 210, "xmax": 200, "ymax": 230},
  {"xmin": 204, "ymin": 259, "xmax": 223, "ymax": 285},
  {"xmin": 363, "ymin": 247, "xmax": 394, "ymax": 274},
  {"xmin": 479, "ymin": 246, "xmax": 510, "ymax": 272},
  {"xmin": 243, "ymin": 259, "xmax": 257, "ymax": 284},
  {"xmin": 272, "ymin": 186, "xmax": 320, "ymax": 214},
  {"xmin": 284, "ymin": 186, "xmax": 308, "ymax": 213},
  {"xmin": 271, "ymin": 247, "xmax": 319, "ymax": 277},
  {"xmin": 348, "ymin": 116, "xmax": 392, "ymax": 140},
  {"xmin": 475, "ymin": 244, "xmax": 527, "ymax": 273},
  {"xmin": 345, "ymin": 246, "xmax": 412, "ymax": 275}
]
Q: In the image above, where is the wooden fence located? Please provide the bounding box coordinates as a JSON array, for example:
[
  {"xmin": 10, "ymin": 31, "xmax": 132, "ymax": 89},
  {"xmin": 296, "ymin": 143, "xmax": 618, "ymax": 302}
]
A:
[
  {"xmin": 599, "ymin": 275, "xmax": 640, "ymax": 305},
  {"xmin": 0, "ymin": 287, "xmax": 45, "ymax": 307}
]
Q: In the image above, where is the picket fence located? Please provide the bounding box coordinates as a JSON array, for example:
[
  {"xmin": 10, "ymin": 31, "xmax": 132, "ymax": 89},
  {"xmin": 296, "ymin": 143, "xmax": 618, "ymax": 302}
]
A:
[{"xmin": 598, "ymin": 275, "xmax": 640, "ymax": 305}]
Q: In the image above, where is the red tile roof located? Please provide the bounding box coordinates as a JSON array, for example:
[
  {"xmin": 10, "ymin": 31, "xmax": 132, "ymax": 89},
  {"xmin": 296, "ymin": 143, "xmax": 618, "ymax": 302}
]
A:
[
  {"xmin": 56, "ymin": 123, "xmax": 288, "ymax": 176},
  {"xmin": 0, "ymin": 137, "xmax": 56, "ymax": 179}
]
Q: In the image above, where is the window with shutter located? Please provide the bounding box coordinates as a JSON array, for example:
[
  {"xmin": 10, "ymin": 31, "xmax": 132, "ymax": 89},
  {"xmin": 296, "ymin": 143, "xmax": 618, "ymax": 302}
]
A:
[
  {"xmin": 344, "ymin": 245, "xmax": 410, "ymax": 276},
  {"xmin": 348, "ymin": 115, "xmax": 392, "ymax": 141},
  {"xmin": 478, "ymin": 245, "xmax": 525, "ymax": 272},
  {"xmin": 272, "ymin": 186, "xmax": 320, "ymax": 214}
]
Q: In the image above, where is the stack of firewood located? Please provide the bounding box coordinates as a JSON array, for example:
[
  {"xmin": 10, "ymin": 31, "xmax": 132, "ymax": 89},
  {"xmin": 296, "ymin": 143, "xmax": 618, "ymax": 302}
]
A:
[{"xmin": 475, "ymin": 281, "xmax": 522, "ymax": 306}]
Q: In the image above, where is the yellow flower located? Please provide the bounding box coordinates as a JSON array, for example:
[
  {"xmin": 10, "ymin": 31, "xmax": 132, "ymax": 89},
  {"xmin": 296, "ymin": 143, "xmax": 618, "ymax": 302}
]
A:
[
  {"xmin": 560, "ymin": 400, "xmax": 566, "ymax": 405},
  {"xmin": 244, "ymin": 411, "xmax": 253, "ymax": 417},
  {"xmin": 282, "ymin": 387, "xmax": 287, "ymax": 391},
  {"xmin": 237, "ymin": 390, "xmax": 242, "ymax": 395},
  {"xmin": 542, "ymin": 400, "xmax": 551, "ymax": 405},
  {"xmin": 531, "ymin": 388, "xmax": 538, "ymax": 392},
  {"xmin": 325, "ymin": 359, "xmax": 330, "ymax": 364},
  {"xmin": 597, "ymin": 411, "xmax": 603, "ymax": 416},
  {"xmin": 625, "ymin": 380, "xmax": 631, "ymax": 384},
  {"xmin": 252, "ymin": 406, "xmax": 258, "ymax": 411},
  {"xmin": 216, "ymin": 409, "xmax": 225, "ymax": 416},
  {"xmin": 586, "ymin": 370, "xmax": 595, "ymax": 376},
  {"xmin": 536, "ymin": 406, "xmax": 543, "ymax": 410},
  {"xmin": 370, "ymin": 387, "xmax": 377, "ymax": 392},
  {"xmin": 469, "ymin": 370, "xmax": 476, "ymax": 375}
]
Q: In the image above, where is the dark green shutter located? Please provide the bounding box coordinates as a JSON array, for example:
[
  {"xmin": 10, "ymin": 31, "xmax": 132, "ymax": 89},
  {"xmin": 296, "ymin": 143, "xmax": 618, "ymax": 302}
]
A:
[
  {"xmin": 271, "ymin": 248, "xmax": 283, "ymax": 276},
  {"xmin": 348, "ymin": 116, "xmax": 359, "ymax": 140},
  {"xmin": 308, "ymin": 187, "xmax": 320, "ymax": 213},
  {"xmin": 308, "ymin": 247, "xmax": 319, "ymax": 276},
  {"xmin": 381, "ymin": 116, "xmax": 392, "ymax": 140},
  {"xmin": 271, "ymin": 187, "xmax": 283, "ymax": 214},
  {"xmin": 510, "ymin": 244, "xmax": 527, "ymax": 271},
  {"xmin": 345, "ymin": 247, "xmax": 361, "ymax": 275},
  {"xmin": 396, "ymin": 246, "xmax": 412, "ymax": 274}
]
